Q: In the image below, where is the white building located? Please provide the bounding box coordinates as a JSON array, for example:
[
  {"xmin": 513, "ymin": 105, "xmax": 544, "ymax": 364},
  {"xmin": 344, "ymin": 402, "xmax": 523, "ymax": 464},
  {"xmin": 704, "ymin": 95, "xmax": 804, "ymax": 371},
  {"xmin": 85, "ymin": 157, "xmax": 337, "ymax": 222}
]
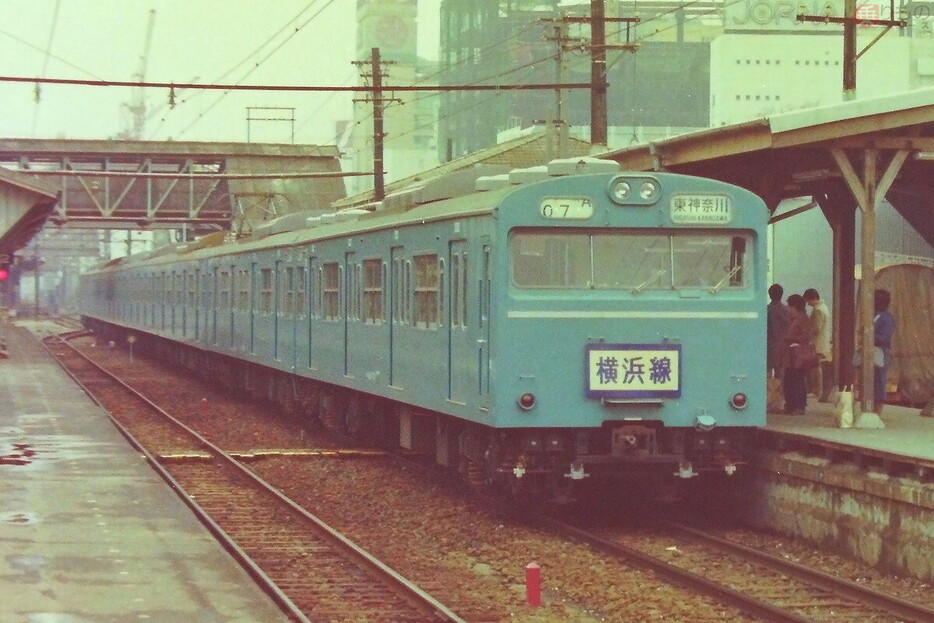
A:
[{"xmin": 711, "ymin": 0, "xmax": 934, "ymax": 125}]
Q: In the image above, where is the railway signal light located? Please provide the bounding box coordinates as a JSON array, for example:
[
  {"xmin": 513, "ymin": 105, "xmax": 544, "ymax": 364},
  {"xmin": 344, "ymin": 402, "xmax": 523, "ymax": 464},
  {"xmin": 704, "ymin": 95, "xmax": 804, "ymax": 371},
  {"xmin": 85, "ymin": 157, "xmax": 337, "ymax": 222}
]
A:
[{"xmin": 0, "ymin": 264, "xmax": 8, "ymax": 280}]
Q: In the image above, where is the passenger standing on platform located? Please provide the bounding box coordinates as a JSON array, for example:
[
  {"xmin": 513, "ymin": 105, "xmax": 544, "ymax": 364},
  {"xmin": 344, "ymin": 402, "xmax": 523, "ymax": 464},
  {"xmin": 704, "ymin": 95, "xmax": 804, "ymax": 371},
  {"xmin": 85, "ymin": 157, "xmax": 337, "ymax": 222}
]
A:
[
  {"xmin": 872, "ymin": 288, "xmax": 896, "ymax": 414},
  {"xmin": 767, "ymin": 284, "xmax": 790, "ymax": 379},
  {"xmin": 783, "ymin": 294, "xmax": 813, "ymax": 415},
  {"xmin": 804, "ymin": 288, "xmax": 832, "ymax": 401}
]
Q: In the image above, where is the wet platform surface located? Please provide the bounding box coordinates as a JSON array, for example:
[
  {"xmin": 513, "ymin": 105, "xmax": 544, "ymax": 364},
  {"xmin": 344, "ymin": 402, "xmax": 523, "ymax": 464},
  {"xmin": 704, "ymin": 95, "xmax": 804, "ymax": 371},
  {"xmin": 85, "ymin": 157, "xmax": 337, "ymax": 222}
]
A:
[
  {"xmin": 766, "ymin": 395, "xmax": 934, "ymax": 463},
  {"xmin": 0, "ymin": 322, "xmax": 290, "ymax": 623}
]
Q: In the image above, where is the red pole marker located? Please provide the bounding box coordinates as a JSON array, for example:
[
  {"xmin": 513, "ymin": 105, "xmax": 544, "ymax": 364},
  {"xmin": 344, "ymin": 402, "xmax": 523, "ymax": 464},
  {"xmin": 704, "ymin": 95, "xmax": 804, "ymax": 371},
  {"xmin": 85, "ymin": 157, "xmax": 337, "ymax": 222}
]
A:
[{"xmin": 525, "ymin": 561, "xmax": 541, "ymax": 607}]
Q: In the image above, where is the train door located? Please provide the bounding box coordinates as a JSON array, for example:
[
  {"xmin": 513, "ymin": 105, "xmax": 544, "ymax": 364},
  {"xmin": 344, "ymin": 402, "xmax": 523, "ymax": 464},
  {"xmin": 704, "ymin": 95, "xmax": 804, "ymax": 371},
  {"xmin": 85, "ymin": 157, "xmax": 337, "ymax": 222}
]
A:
[
  {"xmin": 447, "ymin": 240, "xmax": 472, "ymax": 403},
  {"xmin": 389, "ymin": 246, "xmax": 404, "ymax": 388},
  {"xmin": 250, "ymin": 262, "xmax": 258, "ymax": 355},
  {"xmin": 274, "ymin": 260, "xmax": 282, "ymax": 361},
  {"xmin": 194, "ymin": 269, "xmax": 201, "ymax": 340},
  {"xmin": 307, "ymin": 257, "xmax": 318, "ymax": 369},
  {"xmin": 344, "ymin": 252, "xmax": 356, "ymax": 376},
  {"xmin": 292, "ymin": 263, "xmax": 303, "ymax": 371},
  {"xmin": 212, "ymin": 267, "xmax": 219, "ymax": 345}
]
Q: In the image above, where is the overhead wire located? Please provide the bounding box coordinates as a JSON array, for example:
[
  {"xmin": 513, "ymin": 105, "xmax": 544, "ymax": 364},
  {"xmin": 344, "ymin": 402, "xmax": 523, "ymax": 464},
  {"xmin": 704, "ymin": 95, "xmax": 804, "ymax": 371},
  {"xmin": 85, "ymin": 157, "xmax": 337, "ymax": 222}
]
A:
[
  {"xmin": 29, "ymin": 0, "xmax": 62, "ymax": 137},
  {"xmin": 168, "ymin": 0, "xmax": 338, "ymax": 140}
]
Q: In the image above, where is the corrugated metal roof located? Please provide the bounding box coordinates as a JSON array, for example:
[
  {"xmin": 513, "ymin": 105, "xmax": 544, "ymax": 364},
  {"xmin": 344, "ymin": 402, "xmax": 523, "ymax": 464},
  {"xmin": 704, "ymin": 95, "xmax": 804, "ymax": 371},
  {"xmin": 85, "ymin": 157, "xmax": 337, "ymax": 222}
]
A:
[{"xmin": 336, "ymin": 130, "xmax": 593, "ymax": 208}]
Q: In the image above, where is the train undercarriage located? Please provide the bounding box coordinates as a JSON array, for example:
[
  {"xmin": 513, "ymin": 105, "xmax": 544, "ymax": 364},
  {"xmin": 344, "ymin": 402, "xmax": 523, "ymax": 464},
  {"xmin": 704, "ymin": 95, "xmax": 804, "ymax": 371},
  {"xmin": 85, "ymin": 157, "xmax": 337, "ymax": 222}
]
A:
[{"xmin": 83, "ymin": 319, "xmax": 753, "ymax": 511}]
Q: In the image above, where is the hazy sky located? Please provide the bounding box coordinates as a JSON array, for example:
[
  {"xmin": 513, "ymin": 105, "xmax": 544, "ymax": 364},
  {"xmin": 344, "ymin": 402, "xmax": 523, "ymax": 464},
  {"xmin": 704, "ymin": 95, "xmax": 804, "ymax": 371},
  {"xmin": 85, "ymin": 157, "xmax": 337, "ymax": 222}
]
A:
[{"xmin": 0, "ymin": 1, "xmax": 442, "ymax": 144}]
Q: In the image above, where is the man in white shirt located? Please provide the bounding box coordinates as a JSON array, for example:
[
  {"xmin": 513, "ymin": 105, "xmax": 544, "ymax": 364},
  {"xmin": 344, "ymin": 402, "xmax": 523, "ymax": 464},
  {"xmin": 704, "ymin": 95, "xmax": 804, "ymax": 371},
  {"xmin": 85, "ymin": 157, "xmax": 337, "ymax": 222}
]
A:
[{"xmin": 804, "ymin": 288, "xmax": 833, "ymax": 402}]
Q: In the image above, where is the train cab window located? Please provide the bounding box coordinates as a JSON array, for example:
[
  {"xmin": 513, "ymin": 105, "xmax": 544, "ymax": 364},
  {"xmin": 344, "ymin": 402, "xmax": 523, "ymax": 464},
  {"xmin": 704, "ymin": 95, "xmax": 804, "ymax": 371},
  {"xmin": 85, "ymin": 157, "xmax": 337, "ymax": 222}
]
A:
[
  {"xmin": 672, "ymin": 234, "xmax": 749, "ymax": 290},
  {"xmin": 510, "ymin": 229, "xmax": 752, "ymax": 292},
  {"xmin": 322, "ymin": 262, "xmax": 340, "ymax": 321},
  {"xmin": 414, "ymin": 254, "xmax": 439, "ymax": 329},
  {"xmin": 363, "ymin": 259, "xmax": 383, "ymax": 324}
]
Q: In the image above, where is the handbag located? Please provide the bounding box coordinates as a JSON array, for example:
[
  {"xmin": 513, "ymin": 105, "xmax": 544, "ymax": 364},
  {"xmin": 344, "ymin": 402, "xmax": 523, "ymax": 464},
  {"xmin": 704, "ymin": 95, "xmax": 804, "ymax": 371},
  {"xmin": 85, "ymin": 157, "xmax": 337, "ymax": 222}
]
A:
[{"xmin": 789, "ymin": 342, "xmax": 819, "ymax": 371}]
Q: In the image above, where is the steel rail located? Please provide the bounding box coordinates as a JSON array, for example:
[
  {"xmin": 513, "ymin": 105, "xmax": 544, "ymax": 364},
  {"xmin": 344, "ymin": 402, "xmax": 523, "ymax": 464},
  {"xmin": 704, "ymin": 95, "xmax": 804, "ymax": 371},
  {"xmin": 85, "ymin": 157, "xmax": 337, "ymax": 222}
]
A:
[
  {"xmin": 42, "ymin": 334, "xmax": 312, "ymax": 623},
  {"xmin": 667, "ymin": 521, "xmax": 934, "ymax": 623},
  {"xmin": 46, "ymin": 334, "xmax": 466, "ymax": 623},
  {"xmin": 545, "ymin": 518, "xmax": 813, "ymax": 623}
]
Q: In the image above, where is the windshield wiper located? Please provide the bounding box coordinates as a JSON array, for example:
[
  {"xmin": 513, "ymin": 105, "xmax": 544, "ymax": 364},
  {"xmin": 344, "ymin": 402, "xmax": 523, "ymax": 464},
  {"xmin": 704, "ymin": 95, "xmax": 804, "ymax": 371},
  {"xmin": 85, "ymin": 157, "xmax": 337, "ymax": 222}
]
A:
[
  {"xmin": 631, "ymin": 269, "xmax": 667, "ymax": 294},
  {"xmin": 709, "ymin": 265, "xmax": 742, "ymax": 294}
]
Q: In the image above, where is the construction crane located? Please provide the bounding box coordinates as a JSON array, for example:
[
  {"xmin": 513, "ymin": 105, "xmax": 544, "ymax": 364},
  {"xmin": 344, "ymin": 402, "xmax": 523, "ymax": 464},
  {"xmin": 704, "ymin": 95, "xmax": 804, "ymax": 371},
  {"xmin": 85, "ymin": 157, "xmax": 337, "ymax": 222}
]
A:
[{"xmin": 120, "ymin": 8, "xmax": 156, "ymax": 140}]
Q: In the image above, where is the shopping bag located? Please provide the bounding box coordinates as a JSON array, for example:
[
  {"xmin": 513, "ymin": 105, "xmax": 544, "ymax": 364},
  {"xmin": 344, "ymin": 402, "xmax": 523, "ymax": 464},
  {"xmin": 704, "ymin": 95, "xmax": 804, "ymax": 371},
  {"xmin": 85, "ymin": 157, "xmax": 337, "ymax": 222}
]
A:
[
  {"xmin": 767, "ymin": 373, "xmax": 783, "ymax": 413},
  {"xmin": 836, "ymin": 386, "xmax": 854, "ymax": 428}
]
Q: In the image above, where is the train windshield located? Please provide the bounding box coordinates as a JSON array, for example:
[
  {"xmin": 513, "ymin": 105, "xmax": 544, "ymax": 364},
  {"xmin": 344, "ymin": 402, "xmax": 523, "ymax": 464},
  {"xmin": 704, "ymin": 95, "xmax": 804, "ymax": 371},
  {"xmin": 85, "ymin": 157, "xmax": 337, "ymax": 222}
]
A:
[{"xmin": 510, "ymin": 229, "xmax": 752, "ymax": 291}]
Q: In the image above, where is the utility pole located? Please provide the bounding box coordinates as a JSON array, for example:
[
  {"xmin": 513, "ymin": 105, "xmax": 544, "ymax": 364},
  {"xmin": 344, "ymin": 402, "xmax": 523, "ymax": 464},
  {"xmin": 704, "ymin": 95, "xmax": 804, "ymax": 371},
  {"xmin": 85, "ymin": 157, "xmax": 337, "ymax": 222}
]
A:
[
  {"xmin": 591, "ymin": 0, "xmax": 607, "ymax": 146},
  {"xmin": 797, "ymin": 0, "xmax": 905, "ymax": 100},
  {"xmin": 354, "ymin": 48, "xmax": 398, "ymax": 202},
  {"xmin": 559, "ymin": 2, "xmax": 639, "ymax": 148}
]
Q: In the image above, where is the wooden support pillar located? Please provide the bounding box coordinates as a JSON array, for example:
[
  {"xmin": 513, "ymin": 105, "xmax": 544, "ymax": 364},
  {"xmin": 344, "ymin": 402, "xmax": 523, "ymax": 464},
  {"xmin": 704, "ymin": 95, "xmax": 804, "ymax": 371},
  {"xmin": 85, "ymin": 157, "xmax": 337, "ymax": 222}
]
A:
[
  {"xmin": 858, "ymin": 149, "xmax": 878, "ymax": 414},
  {"xmin": 831, "ymin": 147, "xmax": 909, "ymax": 423},
  {"xmin": 817, "ymin": 188, "xmax": 856, "ymax": 390}
]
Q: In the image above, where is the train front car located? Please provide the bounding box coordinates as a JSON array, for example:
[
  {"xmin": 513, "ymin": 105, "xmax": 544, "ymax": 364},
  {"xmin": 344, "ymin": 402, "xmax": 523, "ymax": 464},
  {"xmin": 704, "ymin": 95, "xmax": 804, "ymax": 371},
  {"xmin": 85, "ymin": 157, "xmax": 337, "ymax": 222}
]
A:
[{"xmin": 486, "ymin": 169, "xmax": 768, "ymax": 504}]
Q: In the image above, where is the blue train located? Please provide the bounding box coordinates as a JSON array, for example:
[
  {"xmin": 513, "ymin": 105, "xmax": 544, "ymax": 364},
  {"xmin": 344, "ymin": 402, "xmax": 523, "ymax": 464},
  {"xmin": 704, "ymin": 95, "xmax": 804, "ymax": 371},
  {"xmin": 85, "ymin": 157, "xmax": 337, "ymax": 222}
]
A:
[{"xmin": 80, "ymin": 158, "xmax": 768, "ymax": 505}]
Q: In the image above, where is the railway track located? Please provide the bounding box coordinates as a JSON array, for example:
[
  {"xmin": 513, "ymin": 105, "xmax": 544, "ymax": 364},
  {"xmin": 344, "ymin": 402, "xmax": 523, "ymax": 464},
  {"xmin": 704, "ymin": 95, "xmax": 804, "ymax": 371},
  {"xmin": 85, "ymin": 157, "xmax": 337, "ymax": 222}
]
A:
[
  {"xmin": 43, "ymin": 334, "xmax": 465, "ymax": 623},
  {"xmin": 39, "ymin": 327, "xmax": 934, "ymax": 622},
  {"xmin": 546, "ymin": 518, "xmax": 934, "ymax": 623}
]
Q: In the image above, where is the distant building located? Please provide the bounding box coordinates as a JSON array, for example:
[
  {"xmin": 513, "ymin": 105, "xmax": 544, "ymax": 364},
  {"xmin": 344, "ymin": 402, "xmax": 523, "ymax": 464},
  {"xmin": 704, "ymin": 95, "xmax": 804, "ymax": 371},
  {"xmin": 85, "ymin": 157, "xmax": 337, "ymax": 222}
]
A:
[
  {"xmin": 346, "ymin": 0, "xmax": 441, "ymax": 195},
  {"xmin": 438, "ymin": 0, "xmax": 718, "ymax": 160},
  {"xmin": 710, "ymin": 0, "xmax": 934, "ymax": 125}
]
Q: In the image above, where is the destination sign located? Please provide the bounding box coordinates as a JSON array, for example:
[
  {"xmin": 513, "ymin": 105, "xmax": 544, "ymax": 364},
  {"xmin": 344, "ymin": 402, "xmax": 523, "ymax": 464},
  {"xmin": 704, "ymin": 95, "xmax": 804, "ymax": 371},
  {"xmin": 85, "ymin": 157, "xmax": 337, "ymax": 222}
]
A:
[
  {"xmin": 585, "ymin": 343, "xmax": 681, "ymax": 399},
  {"xmin": 669, "ymin": 194, "xmax": 733, "ymax": 225}
]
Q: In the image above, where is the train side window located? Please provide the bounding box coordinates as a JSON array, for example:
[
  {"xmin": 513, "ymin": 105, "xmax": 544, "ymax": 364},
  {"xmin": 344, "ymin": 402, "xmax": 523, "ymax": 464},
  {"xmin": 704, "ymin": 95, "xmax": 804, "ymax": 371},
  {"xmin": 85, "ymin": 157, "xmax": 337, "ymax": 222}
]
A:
[
  {"xmin": 295, "ymin": 266, "xmax": 305, "ymax": 318},
  {"xmin": 404, "ymin": 260, "xmax": 412, "ymax": 325},
  {"xmin": 363, "ymin": 258, "xmax": 383, "ymax": 324},
  {"xmin": 322, "ymin": 262, "xmax": 339, "ymax": 321},
  {"xmin": 437, "ymin": 258, "xmax": 445, "ymax": 328},
  {"xmin": 460, "ymin": 252, "xmax": 468, "ymax": 327},
  {"xmin": 451, "ymin": 254, "xmax": 460, "ymax": 328},
  {"xmin": 237, "ymin": 269, "xmax": 250, "ymax": 311},
  {"xmin": 219, "ymin": 271, "xmax": 230, "ymax": 308},
  {"xmin": 260, "ymin": 268, "xmax": 273, "ymax": 314},
  {"xmin": 283, "ymin": 266, "xmax": 294, "ymax": 318},
  {"xmin": 187, "ymin": 272, "xmax": 196, "ymax": 306},
  {"xmin": 414, "ymin": 254, "xmax": 439, "ymax": 329}
]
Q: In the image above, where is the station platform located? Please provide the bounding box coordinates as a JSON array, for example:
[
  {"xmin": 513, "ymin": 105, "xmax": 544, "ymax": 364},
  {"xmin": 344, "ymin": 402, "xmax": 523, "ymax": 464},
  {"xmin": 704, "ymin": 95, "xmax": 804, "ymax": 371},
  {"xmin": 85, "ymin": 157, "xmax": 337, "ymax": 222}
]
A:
[
  {"xmin": 0, "ymin": 322, "xmax": 290, "ymax": 622},
  {"xmin": 764, "ymin": 397, "xmax": 934, "ymax": 470}
]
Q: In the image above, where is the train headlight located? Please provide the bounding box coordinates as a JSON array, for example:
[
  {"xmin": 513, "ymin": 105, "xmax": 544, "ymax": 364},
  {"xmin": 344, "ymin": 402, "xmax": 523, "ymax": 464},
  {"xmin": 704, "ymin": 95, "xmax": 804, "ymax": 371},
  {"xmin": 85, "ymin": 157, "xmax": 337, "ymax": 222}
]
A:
[
  {"xmin": 518, "ymin": 392, "xmax": 536, "ymax": 411},
  {"xmin": 639, "ymin": 180, "xmax": 660, "ymax": 202},
  {"xmin": 607, "ymin": 175, "xmax": 662, "ymax": 205},
  {"xmin": 730, "ymin": 392, "xmax": 748, "ymax": 410},
  {"xmin": 609, "ymin": 179, "xmax": 631, "ymax": 203}
]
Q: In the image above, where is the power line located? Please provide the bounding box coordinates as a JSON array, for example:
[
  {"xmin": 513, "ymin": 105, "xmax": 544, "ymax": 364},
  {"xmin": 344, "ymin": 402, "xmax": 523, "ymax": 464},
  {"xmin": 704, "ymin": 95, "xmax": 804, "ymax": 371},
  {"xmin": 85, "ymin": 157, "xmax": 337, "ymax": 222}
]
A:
[{"xmin": 0, "ymin": 75, "xmax": 590, "ymax": 93}]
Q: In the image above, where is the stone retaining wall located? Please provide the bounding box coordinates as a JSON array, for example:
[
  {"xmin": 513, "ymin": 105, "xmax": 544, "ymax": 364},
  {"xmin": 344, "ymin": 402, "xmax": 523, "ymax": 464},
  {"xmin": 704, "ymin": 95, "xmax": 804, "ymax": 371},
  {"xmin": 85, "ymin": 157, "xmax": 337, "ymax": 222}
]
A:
[{"xmin": 746, "ymin": 450, "xmax": 934, "ymax": 581}]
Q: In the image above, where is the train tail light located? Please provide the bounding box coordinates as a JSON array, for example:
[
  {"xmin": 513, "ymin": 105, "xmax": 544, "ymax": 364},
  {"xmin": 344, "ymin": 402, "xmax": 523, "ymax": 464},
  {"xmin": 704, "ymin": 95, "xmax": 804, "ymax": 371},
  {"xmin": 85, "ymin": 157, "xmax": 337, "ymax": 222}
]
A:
[
  {"xmin": 518, "ymin": 392, "xmax": 536, "ymax": 410},
  {"xmin": 730, "ymin": 392, "xmax": 748, "ymax": 410}
]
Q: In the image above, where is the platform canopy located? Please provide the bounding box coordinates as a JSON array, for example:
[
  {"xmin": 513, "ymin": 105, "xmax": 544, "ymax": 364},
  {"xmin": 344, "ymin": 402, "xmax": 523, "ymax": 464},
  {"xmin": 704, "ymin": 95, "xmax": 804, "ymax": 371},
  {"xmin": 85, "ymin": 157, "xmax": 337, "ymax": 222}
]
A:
[
  {"xmin": 0, "ymin": 167, "xmax": 58, "ymax": 261},
  {"xmin": 599, "ymin": 87, "xmax": 934, "ymax": 414}
]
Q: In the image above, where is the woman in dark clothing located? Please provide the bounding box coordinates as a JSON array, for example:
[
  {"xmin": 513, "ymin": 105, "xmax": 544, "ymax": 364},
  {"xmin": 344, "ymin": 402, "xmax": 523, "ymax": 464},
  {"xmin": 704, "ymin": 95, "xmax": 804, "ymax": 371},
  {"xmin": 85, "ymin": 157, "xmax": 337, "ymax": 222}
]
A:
[
  {"xmin": 783, "ymin": 294, "xmax": 814, "ymax": 415},
  {"xmin": 872, "ymin": 289, "xmax": 896, "ymax": 414}
]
